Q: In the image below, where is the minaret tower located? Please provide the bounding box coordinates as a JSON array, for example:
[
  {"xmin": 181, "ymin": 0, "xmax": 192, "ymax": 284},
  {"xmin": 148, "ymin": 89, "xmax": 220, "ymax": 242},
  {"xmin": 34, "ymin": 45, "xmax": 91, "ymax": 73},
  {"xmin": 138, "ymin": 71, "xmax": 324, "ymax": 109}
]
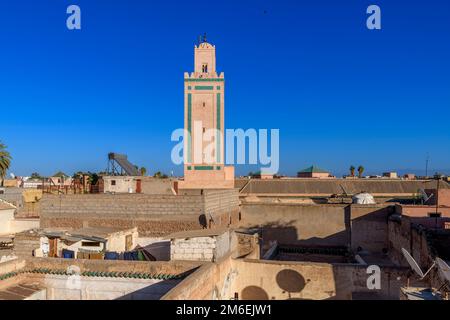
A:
[{"xmin": 179, "ymin": 36, "xmax": 234, "ymax": 189}]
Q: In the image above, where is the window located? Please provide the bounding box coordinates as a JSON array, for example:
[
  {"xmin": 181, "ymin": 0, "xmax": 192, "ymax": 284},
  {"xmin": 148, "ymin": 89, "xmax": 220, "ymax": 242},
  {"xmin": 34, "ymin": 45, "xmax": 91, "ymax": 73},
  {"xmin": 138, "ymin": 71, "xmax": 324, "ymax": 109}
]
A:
[
  {"xmin": 429, "ymin": 212, "xmax": 441, "ymax": 218},
  {"xmin": 111, "ymin": 180, "xmax": 116, "ymax": 186},
  {"xmin": 202, "ymin": 64, "xmax": 208, "ymax": 73},
  {"xmin": 203, "ymin": 127, "xmax": 206, "ymax": 133},
  {"xmin": 81, "ymin": 241, "xmax": 101, "ymax": 247},
  {"xmin": 125, "ymin": 235, "xmax": 133, "ymax": 251},
  {"xmin": 203, "ymin": 102, "xmax": 206, "ymax": 107}
]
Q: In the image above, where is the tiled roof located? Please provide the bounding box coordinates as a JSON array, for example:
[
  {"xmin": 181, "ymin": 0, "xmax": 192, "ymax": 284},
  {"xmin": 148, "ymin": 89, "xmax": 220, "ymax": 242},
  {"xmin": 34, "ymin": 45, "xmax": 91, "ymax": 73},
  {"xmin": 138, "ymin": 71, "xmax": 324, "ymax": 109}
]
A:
[
  {"xmin": 0, "ymin": 268, "xmax": 183, "ymax": 281},
  {"xmin": 298, "ymin": 165, "xmax": 330, "ymax": 174}
]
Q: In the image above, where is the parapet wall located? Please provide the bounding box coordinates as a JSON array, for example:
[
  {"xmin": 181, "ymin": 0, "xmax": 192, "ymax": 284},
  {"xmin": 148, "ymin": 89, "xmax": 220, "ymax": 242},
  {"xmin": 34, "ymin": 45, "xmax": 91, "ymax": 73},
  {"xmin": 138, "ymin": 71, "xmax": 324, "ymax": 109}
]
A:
[
  {"xmin": 41, "ymin": 194, "xmax": 204, "ymax": 217},
  {"xmin": 163, "ymin": 256, "xmax": 410, "ymax": 300},
  {"xmin": 24, "ymin": 257, "xmax": 202, "ymax": 276}
]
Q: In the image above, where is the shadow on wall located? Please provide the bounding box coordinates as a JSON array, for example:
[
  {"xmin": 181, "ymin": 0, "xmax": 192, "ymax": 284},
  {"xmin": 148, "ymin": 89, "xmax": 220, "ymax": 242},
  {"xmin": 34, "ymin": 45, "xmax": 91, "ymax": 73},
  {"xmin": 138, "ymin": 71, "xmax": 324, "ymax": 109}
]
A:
[
  {"xmin": 276, "ymin": 269, "xmax": 307, "ymax": 298},
  {"xmin": 140, "ymin": 241, "xmax": 171, "ymax": 261},
  {"xmin": 116, "ymin": 279, "xmax": 182, "ymax": 300},
  {"xmin": 350, "ymin": 205, "xmax": 394, "ymax": 254},
  {"xmin": 257, "ymin": 222, "xmax": 350, "ymax": 254},
  {"xmin": 198, "ymin": 214, "xmax": 207, "ymax": 228},
  {"xmin": 241, "ymin": 269, "xmax": 310, "ymax": 300},
  {"xmin": 247, "ymin": 205, "xmax": 393, "ymax": 256}
]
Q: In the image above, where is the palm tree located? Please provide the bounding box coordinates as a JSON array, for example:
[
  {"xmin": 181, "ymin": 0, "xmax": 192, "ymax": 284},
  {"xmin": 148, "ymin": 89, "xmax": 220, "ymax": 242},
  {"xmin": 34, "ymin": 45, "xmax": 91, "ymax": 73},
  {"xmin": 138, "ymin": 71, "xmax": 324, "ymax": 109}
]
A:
[
  {"xmin": 0, "ymin": 141, "xmax": 12, "ymax": 186},
  {"xmin": 30, "ymin": 172, "xmax": 43, "ymax": 180},
  {"xmin": 357, "ymin": 165, "xmax": 365, "ymax": 178},
  {"xmin": 140, "ymin": 167, "xmax": 147, "ymax": 176},
  {"xmin": 349, "ymin": 165, "xmax": 355, "ymax": 177},
  {"xmin": 153, "ymin": 171, "xmax": 168, "ymax": 179}
]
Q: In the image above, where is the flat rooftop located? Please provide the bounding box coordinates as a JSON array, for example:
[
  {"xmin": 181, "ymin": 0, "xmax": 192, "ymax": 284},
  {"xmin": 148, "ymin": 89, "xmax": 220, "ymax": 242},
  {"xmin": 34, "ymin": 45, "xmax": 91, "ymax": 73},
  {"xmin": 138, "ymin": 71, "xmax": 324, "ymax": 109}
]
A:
[
  {"xmin": 164, "ymin": 227, "xmax": 229, "ymax": 239},
  {"xmin": 238, "ymin": 179, "xmax": 449, "ymax": 195}
]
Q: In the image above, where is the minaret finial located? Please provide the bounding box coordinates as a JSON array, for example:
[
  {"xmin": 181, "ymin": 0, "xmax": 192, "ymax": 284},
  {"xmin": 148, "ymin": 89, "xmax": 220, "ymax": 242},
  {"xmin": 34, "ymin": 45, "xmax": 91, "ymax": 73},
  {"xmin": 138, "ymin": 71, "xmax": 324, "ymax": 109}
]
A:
[{"xmin": 202, "ymin": 33, "xmax": 207, "ymax": 43}]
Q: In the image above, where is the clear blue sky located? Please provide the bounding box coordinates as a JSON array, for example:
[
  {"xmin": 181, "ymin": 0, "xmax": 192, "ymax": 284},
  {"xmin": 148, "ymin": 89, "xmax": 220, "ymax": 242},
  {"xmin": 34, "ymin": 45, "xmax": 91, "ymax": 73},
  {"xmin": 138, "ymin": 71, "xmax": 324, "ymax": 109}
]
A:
[{"xmin": 1, "ymin": 0, "xmax": 449, "ymax": 177}]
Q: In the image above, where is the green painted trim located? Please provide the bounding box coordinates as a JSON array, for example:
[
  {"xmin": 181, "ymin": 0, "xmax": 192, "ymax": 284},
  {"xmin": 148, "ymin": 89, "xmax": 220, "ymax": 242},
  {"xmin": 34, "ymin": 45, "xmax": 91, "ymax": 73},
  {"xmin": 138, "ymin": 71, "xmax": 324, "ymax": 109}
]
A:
[
  {"xmin": 187, "ymin": 166, "xmax": 192, "ymax": 170},
  {"xmin": 187, "ymin": 86, "xmax": 192, "ymax": 90},
  {"xmin": 194, "ymin": 165, "xmax": 214, "ymax": 170},
  {"xmin": 195, "ymin": 86, "xmax": 214, "ymax": 90},
  {"xmin": 216, "ymin": 86, "xmax": 221, "ymax": 90},
  {"xmin": 216, "ymin": 93, "xmax": 221, "ymax": 162},
  {"xmin": 216, "ymin": 166, "xmax": 221, "ymax": 170},
  {"xmin": 187, "ymin": 93, "xmax": 192, "ymax": 163},
  {"xmin": 185, "ymin": 78, "xmax": 224, "ymax": 82}
]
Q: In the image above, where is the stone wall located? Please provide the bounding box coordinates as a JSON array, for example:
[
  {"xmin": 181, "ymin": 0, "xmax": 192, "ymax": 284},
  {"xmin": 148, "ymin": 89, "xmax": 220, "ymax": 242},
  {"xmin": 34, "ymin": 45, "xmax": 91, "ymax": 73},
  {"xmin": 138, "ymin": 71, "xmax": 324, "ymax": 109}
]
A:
[
  {"xmin": 162, "ymin": 255, "xmax": 235, "ymax": 300},
  {"xmin": 39, "ymin": 191, "xmax": 240, "ymax": 236},
  {"xmin": 240, "ymin": 202, "xmax": 349, "ymax": 248},
  {"xmin": 240, "ymin": 202, "xmax": 393, "ymax": 255},
  {"xmin": 350, "ymin": 204, "xmax": 393, "ymax": 254},
  {"xmin": 13, "ymin": 230, "xmax": 41, "ymax": 257},
  {"xmin": 388, "ymin": 217, "xmax": 436, "ymax": 268}
]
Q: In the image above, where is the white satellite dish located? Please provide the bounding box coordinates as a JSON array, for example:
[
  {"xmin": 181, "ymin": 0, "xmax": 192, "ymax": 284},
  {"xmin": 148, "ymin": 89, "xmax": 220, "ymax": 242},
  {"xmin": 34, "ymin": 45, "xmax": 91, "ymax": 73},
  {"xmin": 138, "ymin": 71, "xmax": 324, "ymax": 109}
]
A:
[
  {"xmin": 418, "ymin": 188, "xmax": 433, "ymax": 203},
  {"xmin": 401, "ymin": 248, "xmax": 435, "ymax": 280},
  {"xmin": 436, "ymin": 257, "xmax": 450, "ymax": 284},
  {"xmin": 402, "ymin": 248, "xmax": 425, "ymax": 278}
]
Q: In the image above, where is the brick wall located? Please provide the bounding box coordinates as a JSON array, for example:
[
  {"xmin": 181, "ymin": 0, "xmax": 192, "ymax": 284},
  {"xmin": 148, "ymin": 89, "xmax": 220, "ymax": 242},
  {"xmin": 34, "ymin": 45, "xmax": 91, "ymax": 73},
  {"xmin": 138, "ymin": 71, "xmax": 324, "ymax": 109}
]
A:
[
  {"xmin": 171, "ymin": 237, "xmax": 216, "ymax": 261},
  {"xmin": 39, "ymin": 191, "xmax": 240, "ymax": 236},
  {"xmin": 170, "ymin": 231, "xmax": 230, "ymax": 262}
]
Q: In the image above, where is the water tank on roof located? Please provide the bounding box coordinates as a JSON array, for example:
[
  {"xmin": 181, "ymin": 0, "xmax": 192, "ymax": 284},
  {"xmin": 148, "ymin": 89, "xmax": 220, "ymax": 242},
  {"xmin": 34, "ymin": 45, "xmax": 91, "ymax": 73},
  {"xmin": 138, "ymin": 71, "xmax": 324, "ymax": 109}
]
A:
[{"xmin": 352, "ymin": 192, "xmax": 376, "ymax": 204}]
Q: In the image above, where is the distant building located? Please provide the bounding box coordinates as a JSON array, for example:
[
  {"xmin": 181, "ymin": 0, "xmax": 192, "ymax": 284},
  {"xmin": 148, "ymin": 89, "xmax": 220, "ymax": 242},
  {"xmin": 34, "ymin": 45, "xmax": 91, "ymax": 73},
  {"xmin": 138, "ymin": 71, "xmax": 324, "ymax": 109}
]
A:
[
  {"xmin": 0, "ymin": 199, "xmax": 39, "ymax": 235},
  {"xmin": 297, "ymin": 165, "xmax": 331, "ymax": 179},
  {"xmin": 383, "ymin": 172, "xmax": 398, "ymax": 179},
  {"xmin": 1, "ymin": 179, "xmax": 19, "ymax": 188},
  {"xmin": 396, "ymin": 189, "xmax": 450, "ymax": 218},
  {"xmin": 100, "ymin": 176, "xmax": 176, "ymax": 195},
  {"xmin": 248, "ymin": 173, "xmax": 274, "ymax": 179},
  {"xmin": 404, "ymin": 173, "xmax": 416, "ymax": 180}
]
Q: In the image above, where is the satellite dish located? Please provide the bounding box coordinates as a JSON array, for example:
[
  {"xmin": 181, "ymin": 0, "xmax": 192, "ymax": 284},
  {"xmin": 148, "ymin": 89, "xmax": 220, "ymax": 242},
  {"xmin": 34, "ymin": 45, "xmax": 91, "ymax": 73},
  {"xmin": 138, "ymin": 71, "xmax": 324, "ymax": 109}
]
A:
[
  {"xmin": 402, "ymin": 248, "xmax": 436, "ymax": 280},
  {"xmin": 418, "ymin": 188, "xmax": 433, "ymax": 203},
  {"xmin": 402, "ymin": 248, "xmax": 425, "ymax": 278},
  {"xmin": 9, "ymin": 173, "xmax": 15, "ymax": 179},
  {"xmin": 436, "ymin": 258, "xmax": 450, "ymax": 283}
]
